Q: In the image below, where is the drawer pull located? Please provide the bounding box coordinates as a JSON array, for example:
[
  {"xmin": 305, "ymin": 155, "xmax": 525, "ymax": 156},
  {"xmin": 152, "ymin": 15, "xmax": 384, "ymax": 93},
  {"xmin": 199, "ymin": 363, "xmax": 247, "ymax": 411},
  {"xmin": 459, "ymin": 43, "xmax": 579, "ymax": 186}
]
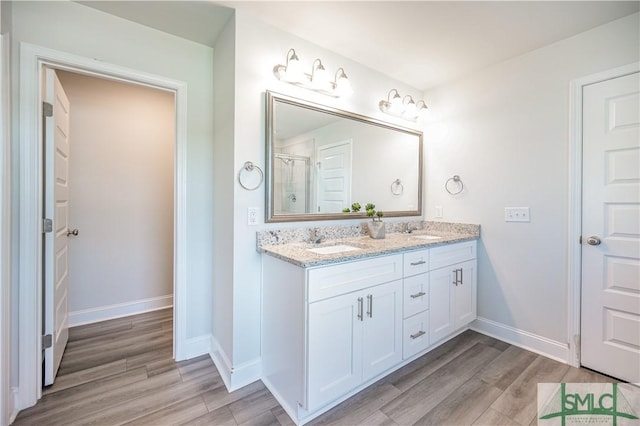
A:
[
  {"xmin": 410, "ymin": 330, "xmax": 426, "ymax": 339},
  {"xmin": 410, "ymin": 291, "xmax": 426, "ymax": 299},
  {"xmin": 410, "ymin": 260, "xmax": 426, "ymax": 266}
]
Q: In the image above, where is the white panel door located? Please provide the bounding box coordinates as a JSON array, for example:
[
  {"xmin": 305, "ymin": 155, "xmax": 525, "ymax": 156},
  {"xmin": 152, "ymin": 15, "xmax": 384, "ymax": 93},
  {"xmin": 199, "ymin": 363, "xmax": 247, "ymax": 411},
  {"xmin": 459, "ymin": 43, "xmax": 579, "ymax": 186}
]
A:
[
  {"xmin": 581, "ymin": 71, "xmax": 640, "ymax": 383},
  {"xmin": 307, "ymin": 291, "xmax": 362, "ymax": 410},
  {"xmin": 362, "ymin": 280, "xmax": 403, "ymax": 381},
  {"xmin": 43, "ymin": 68, "xmax": 71, "ymax": 386},
  {"xmin": 317, "ymin": 141, "xmax": 352, "ymax": 213}
]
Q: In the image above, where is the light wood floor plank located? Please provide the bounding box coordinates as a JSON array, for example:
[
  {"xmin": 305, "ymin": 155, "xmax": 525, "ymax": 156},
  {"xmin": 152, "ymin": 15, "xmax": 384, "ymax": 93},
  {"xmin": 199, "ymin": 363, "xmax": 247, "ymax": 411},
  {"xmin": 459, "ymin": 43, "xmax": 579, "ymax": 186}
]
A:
[
  {"xmin": 42, "ymin": 358, "xmax": 127, "ymax": 395},
  {"xmin": 380, "ymin": 343, "xmax": 502, "ymax": 425},
  {"xmin": 308, "ymin": 381, "xmax": 401, "ymax": 426},
  {"xmin": 412, "ymin": 377, "xmax": 502, "ymax": 425},
  {"xmin": 182, "ymin": 405, "xmax": 238, "ymax": 426},
  {"xmin": 489, "ymin": 355, "xmax": 570, "ymax": 426},
  {"xmin": 123, "ymin": 395, "xmax": 209, "ymax": 426}
]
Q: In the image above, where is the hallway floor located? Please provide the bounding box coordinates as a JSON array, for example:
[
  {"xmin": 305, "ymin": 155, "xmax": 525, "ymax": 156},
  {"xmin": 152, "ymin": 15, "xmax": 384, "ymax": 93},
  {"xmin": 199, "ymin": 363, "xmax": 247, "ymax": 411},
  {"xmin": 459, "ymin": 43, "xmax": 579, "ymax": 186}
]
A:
[{"xmin": 13, "ymin": 308, "xmax": 617, "ymax": 425}]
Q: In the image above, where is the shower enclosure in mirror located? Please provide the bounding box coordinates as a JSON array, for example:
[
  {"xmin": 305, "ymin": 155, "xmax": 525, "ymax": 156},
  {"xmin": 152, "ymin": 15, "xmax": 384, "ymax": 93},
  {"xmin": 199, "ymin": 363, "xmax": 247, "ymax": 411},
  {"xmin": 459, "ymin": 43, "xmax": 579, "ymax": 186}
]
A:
[{"xmin": 266, "ymin": 91, "xmax": 423, "ymax": 222}]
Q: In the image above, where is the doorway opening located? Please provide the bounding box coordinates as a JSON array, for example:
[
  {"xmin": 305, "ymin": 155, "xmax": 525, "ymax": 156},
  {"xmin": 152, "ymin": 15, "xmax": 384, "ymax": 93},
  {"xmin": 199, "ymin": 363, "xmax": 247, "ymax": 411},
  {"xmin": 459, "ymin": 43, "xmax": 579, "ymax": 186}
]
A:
[
  {"xmin": 18, "ymin": 43, "xmax": 188, "ymax": 409},
  {"xmin": 41, "ymin": 67, "xmax": 176, "ymax": 386}
]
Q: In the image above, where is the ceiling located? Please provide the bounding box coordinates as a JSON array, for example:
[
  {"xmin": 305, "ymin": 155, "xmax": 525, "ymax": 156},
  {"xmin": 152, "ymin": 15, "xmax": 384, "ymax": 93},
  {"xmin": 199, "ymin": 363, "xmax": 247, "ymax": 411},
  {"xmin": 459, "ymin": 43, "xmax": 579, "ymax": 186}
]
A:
[{"xmin": 79, "ymin": 1, "xmax": 639, "ymax": 91}]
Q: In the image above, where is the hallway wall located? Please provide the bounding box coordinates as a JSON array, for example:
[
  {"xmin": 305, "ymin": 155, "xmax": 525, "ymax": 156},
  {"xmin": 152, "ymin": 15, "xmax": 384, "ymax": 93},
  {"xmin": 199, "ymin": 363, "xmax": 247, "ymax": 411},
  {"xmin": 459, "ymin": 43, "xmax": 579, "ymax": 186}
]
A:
[{"xmin": 56, "ymin": 71, "xmax": 174, "ymax": 325}]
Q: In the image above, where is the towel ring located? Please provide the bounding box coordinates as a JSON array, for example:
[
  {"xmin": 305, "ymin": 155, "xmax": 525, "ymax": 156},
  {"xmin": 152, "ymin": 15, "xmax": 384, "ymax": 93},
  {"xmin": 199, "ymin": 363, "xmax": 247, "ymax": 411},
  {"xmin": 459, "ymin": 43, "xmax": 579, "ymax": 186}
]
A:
[
  {"xmin": 445, "ymin": 175, "xmax": 464, "ymax": 195},
  {"xmin": 238, "ymin": 161, "xmax": 264, "ymax": 191},
  {"xmin": 391, "ymin": 179, "xmax": 403, "ymax": 195}
]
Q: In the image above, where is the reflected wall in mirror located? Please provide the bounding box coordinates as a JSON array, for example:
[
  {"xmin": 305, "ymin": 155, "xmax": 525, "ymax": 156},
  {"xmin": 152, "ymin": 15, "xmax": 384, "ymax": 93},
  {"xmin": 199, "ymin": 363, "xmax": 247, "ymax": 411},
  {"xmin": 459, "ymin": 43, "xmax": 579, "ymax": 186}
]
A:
[{"xmin": 266, "ymin": 91, "xmax": 423, "ymax": 222}]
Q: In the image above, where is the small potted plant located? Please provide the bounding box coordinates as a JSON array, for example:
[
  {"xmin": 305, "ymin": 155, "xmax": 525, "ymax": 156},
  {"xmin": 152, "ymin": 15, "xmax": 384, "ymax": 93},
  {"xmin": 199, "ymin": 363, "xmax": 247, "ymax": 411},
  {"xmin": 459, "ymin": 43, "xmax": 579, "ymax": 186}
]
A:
[{"xmin": 365, "ymin": 203, "xmax": 385, "ymax": 239}]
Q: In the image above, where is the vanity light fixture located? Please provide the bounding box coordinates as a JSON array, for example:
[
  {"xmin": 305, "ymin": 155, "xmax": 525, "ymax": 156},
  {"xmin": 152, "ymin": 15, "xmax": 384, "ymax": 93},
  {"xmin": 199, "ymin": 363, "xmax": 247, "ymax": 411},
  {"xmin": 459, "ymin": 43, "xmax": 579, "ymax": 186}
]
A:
[
  {"xmin": 379, "ymin": 89, "xmax": 428, "ymax": 121},
  {"xmin": 273, "ymin": 49, "xmax": 354, "ymax": 97}
]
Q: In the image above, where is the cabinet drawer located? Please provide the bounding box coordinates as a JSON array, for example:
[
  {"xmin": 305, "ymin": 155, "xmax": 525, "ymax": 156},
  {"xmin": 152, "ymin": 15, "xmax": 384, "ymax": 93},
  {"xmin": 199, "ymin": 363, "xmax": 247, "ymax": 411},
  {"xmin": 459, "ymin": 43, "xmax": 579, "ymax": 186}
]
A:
[
  {"xmin": 403, "ymin": 310, "xmax": 429, "ymax": 359},
  {"xmin": 308, "ymin": 254, "xmax": 403, "ymax": 302},
  {"xmin": 403, "ymin": 249, "xmax": 429, "ymax": 277},
  {"xmin": 403, "ymin": 274, "xmax": 429, "ymax": 318},
  {"xmin": 430, "ymin": 241, "xmax": 476, "ymax": 270}
]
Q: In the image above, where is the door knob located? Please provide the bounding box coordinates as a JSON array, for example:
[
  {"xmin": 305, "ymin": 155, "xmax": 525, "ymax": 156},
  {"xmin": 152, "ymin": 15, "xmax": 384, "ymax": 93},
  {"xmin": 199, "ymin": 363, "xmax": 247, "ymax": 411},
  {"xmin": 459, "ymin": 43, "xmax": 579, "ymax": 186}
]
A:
[
  {"xmin": 586, "ymin": 236, "xmax": 601, "ymax": 246},
  {"xmin": 67, "ymin": 228, "xmax": 79, "ymax": 237}
]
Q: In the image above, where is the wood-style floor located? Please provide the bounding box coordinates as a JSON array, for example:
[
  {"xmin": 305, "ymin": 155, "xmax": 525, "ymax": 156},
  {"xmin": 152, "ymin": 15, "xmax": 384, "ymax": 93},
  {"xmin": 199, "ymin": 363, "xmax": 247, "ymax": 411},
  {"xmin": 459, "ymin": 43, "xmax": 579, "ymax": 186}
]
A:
[{"xmin": 13, "ymin": 308, "xmax": 616, "ymax": 426}]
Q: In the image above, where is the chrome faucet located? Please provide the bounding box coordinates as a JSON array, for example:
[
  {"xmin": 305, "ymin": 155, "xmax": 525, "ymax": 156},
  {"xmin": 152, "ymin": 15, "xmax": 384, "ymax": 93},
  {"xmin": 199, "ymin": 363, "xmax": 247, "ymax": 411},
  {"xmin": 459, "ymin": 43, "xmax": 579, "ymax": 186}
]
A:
[
  {"xmin": 402, "ymin": 223, "xmax": 416, "ymax": 234},
  {"xmin": 310, "ymin": 228, "xmax": 323, "ymax": 244}
]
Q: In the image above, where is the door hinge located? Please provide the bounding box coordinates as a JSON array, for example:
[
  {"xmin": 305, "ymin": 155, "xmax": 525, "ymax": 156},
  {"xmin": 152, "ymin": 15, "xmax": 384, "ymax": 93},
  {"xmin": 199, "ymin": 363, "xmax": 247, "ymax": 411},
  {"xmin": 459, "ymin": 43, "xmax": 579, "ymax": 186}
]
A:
[
  {"xmin": 43, "ymin": 101, "xmax": 53, "ymax": 118},
  {"xmin": 42, "ymin": 334, "xmax": 52, "ymax": 350},
  {"xmin": 42, "ymin": 218, "xmax": 53, "ymax": 233}
]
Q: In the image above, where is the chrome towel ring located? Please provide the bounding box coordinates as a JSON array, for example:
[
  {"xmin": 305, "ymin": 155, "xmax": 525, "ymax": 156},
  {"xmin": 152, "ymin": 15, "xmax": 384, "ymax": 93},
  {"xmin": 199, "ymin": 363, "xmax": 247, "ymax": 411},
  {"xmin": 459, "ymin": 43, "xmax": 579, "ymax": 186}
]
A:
[
  {"xmin": 391, "ymin": 179, "xmax": 404, "ymax": 195},
  {"xmin": 238, "ymin": 161, "xmax": 264, "ymax": 191},
  {"xmin": 445, "ymin": 175, "xmax": 464, "ymax": 195}
]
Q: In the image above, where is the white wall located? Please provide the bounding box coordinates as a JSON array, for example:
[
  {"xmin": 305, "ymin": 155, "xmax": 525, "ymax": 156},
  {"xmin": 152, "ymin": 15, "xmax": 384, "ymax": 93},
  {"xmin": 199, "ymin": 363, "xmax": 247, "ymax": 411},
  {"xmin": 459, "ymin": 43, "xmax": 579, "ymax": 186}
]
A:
[
  {"xmin": 212, "ymin": 9, "xmax": 424, "ymax": 387},
  {"xmin": 55, "ymin": 71, "xmax": 174, "ymax": 324},
  {"xmin": 9, "ymin": 0, "xmax": 214, "ymax": 398},
  {"xmin": 423, "ymin": 13, "xmax": 639, "ymax": 354},
  {"xmin": 211, "ymin": 13, "xmax": 235, "ymax": 381}
]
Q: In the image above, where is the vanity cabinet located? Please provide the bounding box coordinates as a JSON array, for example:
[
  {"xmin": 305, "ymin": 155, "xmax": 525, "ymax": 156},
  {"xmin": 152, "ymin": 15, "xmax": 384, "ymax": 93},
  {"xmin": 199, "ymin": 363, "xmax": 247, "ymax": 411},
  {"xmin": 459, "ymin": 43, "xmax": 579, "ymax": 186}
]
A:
[
  {"xmin": 261, "ymin": 240, "xmax": 477, "ymax": 425},
  {"xmin": 429, "ymin": 243, "xmax": 477, "ymax": 343}
]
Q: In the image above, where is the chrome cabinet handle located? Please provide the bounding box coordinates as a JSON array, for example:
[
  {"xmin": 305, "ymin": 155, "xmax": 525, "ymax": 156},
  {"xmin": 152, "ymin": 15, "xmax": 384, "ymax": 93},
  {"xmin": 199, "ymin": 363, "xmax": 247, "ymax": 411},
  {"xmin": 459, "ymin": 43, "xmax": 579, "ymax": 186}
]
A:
[
  {"xmin": 410, "ymin": 291, "xmax": 426, "ymax": 299},
  {"xmin": 459, "ymin": 268, "xmax": 463, "ymax": 285},
  {"xmin": 410, "ymin": 260, "xmax": 426, "ymax": 266},
  {"xmin": 67, "ymin": 228, "xmax": 79, "ymax": 237},
  {"xmin": 367, "ymin": 294, "xmax": 373, "ymax": 318},
  {"xmin": 357, "ymin": 297, "xmax": 363, "ymax": 321},
  {"xmin": 587, "ymin": 236, "xmax": 601, "ymax": 246},
  {"xmin": 452, "ymin": 268, "xmax": 459, "ymax": 286},
  {"xmin": 410, "ymin": 330, "xmax": 426, "ymax": 339}
]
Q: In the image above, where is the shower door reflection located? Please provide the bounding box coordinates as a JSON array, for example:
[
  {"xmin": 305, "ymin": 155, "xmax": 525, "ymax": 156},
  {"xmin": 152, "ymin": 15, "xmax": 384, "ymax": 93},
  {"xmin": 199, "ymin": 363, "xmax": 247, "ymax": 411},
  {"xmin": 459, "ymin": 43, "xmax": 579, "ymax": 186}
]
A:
[{"xmin": 274, "ymin": 153, "xmax": 311, "ymax": 214}]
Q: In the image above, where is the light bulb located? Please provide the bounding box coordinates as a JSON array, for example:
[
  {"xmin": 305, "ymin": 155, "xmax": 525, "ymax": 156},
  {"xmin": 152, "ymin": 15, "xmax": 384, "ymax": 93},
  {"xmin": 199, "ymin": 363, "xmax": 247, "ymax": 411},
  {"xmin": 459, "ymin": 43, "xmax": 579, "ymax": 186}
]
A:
[
  {"xmin": 284, "ymin": 49, "xmax": 303, "ymax": 83},
  {"xmin": 334, "ymin": 69, "xmax": 353, "ymax": 97},
  {"xmin": 389, "ymin": 91, "xmax": 403, "ymax": 114},
  {"xmin": 311, "ymin": 59, "xmax": 330, "ymax": 91},
  {"xmin": 403, "ymin": 96, "xmax": 418, "ymax": 119}
]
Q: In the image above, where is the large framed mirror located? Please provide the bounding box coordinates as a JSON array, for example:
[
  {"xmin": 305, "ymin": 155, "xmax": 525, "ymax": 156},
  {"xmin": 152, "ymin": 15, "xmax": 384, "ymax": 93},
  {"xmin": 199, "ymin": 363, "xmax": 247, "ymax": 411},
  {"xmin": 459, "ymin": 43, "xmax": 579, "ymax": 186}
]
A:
[{"xmin": 265, "ymin": 91, "xmax": 423, "ymax": 222}]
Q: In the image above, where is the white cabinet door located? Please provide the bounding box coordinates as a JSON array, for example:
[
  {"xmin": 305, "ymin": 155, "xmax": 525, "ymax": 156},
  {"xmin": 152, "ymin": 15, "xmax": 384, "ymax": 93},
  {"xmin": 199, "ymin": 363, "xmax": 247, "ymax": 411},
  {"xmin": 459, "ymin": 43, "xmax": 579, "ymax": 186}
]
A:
[
  {"xmin": 307, "ymin": 291, "xmax": 363, "ymax": 410},
  {"xmin": 362, "ymin": 280, "xmax": 403, "ymax": 381},
  {"xmin": 454, "ymin": 259, "xmax": 477, "ymax": 328},
  {"xmin": 429, "ymin": 266, "xmax": 455, "ymax": 343}
]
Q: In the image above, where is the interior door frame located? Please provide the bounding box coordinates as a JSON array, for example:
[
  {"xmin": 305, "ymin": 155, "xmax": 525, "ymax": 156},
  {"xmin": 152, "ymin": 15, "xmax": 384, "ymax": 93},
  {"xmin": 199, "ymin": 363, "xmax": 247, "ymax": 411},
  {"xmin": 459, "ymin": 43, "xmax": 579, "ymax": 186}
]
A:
[
  {"xmin": 17, "ymin": 42, "xmax": 188, "ymax": 409},
  {"xmin": 567, "ymin": 61, "xmax": 639, "ymax": 368}
]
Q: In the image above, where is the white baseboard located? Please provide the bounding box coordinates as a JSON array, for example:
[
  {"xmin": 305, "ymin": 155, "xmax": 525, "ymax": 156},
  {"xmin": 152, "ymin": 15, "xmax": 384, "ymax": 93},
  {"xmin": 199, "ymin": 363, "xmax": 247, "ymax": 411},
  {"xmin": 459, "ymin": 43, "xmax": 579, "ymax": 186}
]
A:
[
  {"xmin": 471, "ymin": 316, "xmax": 570, "ymax": 363},
  {"xmin": 68, "ymin": 295, "xmax": 173, "ymax": 327},
  {"xmin": 9, "ymin": 387, "xmax": 18, "ymax": 424},
  {"xmin": 209, "ymin": 336, "xmax": 261, "ymax": 392},
  {"xmin": 181, "ymin": 334, "xmax": 212, "ymax": 360}
]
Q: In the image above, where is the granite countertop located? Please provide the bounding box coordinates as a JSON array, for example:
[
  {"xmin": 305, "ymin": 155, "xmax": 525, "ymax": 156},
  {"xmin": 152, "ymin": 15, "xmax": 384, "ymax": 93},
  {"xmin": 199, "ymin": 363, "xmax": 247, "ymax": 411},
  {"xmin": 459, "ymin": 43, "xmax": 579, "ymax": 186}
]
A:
[{"xmin": 257, "ymin": 221, "xmax": 480, "ymax": 268}]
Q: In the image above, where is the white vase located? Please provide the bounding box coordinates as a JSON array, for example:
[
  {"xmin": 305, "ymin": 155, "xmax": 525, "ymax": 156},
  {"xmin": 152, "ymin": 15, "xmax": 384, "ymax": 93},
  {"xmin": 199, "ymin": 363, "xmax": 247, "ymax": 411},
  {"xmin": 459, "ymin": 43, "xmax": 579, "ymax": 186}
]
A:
[{"xmin": 366, "ymin": 221, "xmax": 386, "ymax": 239}]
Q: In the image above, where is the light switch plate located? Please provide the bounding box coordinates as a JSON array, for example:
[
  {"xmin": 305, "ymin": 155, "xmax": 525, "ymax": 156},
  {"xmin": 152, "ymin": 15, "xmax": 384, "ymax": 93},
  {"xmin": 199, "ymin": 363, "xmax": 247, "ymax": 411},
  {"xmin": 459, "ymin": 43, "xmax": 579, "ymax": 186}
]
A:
[
  {"xmin": 505, "ymin": 207, "xmax": 530, "ymax": 222},
  {"xmin": 247, "ymin": 207, "xmax": 259, "ymax": 225},
  {"xmin": 435, "ymin": 205, "xmax": 443, "ymax": 218}
]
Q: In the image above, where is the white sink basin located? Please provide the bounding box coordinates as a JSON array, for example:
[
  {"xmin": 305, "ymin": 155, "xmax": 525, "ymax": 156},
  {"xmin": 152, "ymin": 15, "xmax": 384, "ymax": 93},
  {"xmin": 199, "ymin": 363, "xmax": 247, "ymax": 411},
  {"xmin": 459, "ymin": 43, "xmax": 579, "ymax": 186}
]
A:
[
  {"xmin": 307, "ymin": 244, "xmax": 362, "ymax": 255},
  {"xmin": 412, "ymin": 235, "xmax": 442, "ymax": 240}
]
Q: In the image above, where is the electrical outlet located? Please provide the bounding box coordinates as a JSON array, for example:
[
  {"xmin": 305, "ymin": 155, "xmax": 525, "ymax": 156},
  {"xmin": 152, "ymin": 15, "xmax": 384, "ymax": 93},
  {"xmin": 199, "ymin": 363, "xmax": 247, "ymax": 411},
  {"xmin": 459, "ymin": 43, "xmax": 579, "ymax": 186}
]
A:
[
  {"xmin": 504, "ymin": 207, "xmax": 530, "ymax": 222},
  {"xmin": 435, "ymin": 205, "xmax": 443, "ymax": 218},
  {"xmin": 247, "ymin": 207, "xmax": 259, "ymax": 225}
]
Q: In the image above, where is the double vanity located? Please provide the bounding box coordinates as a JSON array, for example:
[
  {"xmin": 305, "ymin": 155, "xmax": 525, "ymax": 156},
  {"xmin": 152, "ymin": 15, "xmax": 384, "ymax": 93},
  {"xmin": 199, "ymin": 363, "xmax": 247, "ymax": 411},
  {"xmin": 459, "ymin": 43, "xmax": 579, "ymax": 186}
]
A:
[{"xmin": 258, "ymin": 221, "xmax": 480, "ymax": 425}]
